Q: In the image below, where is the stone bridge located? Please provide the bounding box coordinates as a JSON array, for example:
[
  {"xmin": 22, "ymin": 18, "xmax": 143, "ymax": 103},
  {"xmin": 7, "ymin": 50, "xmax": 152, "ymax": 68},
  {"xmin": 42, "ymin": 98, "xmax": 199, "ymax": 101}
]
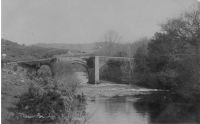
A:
[{"xmin": 5, "ymin": 56, "xmax": 134, "ymax": 84}]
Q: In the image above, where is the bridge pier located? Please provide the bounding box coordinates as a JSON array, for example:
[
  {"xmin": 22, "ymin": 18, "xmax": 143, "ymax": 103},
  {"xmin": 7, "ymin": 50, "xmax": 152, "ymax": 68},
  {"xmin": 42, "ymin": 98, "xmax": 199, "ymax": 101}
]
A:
[{"xmin": 95, "ymin": 56, "xmax": 100, "ymax": 84}]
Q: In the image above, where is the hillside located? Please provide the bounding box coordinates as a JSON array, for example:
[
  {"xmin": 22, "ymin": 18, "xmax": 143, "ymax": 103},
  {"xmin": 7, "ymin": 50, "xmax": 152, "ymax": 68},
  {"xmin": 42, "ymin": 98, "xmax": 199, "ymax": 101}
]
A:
[
  {"xmin": 34, "ymin": 40, "xmax": 149, "ymax": 57},
  {"xmin": 1, "ymin": 39, "xmax": 69, "ymax": 62},
  {"xmin": 34, "ymin": 43, "xmax": 96, "ymax": 53}
]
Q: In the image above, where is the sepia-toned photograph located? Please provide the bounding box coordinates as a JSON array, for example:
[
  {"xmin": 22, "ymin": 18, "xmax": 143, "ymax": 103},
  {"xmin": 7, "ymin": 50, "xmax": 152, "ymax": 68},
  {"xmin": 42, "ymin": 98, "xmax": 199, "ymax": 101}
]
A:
[{"xmin": 1, "ymin": 0, "xmax": 200, "ymax": 124}]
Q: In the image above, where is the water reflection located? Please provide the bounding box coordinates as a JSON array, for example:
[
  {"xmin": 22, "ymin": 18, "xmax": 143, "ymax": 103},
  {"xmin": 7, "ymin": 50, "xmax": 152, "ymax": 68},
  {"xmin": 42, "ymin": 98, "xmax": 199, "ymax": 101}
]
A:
[
  {"xmin": 133, "ymin": 92, "xmax": 200, "ymax": 124},
  {"xmin": 86, "ymin": 96, "xmax": 148, "ymax": 124},
  {"xmin": 87, "ymin": 92, "xmax": 200, "ymax": 124}
]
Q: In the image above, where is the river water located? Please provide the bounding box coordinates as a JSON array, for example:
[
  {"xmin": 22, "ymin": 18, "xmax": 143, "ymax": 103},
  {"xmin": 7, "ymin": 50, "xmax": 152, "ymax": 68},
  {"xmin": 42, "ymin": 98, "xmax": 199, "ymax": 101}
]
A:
[{"xmin": 86, "ymin": 92, "xmax": 200, "ymax": 124}]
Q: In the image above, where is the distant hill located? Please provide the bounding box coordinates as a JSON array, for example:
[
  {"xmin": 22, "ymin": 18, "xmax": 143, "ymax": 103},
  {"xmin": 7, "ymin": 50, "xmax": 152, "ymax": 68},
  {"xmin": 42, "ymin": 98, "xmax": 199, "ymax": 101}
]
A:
[
  {"xmin": 34, "ymin": 40, "xmax": 149, "ymax": 57},
  {"xmin": 34, "ymin": 43, "xmax": 96, "ymax": 53},
  {"xmin": 1, "ymin": 39, "xmax": 69, "ymax": 62}
]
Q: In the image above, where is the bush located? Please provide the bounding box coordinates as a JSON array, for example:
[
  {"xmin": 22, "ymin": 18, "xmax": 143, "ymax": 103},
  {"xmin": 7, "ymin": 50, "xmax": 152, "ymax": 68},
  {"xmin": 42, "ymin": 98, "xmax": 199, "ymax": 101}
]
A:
[
  {"xmin": 17, "ymin": 83, "xmax": 66, "ymax": 119},
  {"xmin": 15, "ymin": 62, "xmax": 86, "ymax": 123},
  {"xmin": 37, "ymin": 65, "xmax": 52, "ymax": 78},
  {"xmin": 174, "ymin": 56, "xmax": 200, "ymax": 100},
  {"xmin": 16, "ymin": 79, "xmax": 86, "ymax": 123}
]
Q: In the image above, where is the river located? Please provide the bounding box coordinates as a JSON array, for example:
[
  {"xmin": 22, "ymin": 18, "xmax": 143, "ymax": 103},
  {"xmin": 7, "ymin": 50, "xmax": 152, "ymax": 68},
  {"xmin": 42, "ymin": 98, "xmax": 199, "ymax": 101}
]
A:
[{"xmin": 85, "ymin": 92, "xmax": 200, "ymax": 124}]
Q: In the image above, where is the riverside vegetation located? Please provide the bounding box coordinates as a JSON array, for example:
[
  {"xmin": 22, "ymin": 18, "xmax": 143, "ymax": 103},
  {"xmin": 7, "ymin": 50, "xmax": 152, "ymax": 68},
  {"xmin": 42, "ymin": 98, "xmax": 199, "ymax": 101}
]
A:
[
  {"xmin": 133, "ymin": 7, "xmax": 200, "ymax": 100},
  {"xmin": 2, "ymin": 62, "xmax": 87, "ymax": 124}
]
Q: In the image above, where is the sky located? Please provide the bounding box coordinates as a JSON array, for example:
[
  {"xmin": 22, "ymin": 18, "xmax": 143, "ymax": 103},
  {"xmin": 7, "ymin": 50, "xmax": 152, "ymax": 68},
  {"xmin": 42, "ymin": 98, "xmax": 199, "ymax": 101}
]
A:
[{"xmin": 2, "ymin": 0, "xmax": 199, "ymax": 45}]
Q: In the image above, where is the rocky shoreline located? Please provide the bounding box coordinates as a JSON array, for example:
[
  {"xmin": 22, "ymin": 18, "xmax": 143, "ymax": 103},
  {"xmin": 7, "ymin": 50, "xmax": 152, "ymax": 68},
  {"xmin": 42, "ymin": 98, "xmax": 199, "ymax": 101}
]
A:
[{"xmin": 78, "ymin": 82, "xmax": 163, "ymax": 101}]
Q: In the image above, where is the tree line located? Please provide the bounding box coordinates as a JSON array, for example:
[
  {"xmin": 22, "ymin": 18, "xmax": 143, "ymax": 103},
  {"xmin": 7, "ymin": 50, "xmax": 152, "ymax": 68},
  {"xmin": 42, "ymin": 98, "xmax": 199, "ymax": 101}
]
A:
[{"xmin": 134, "ymin": 7, "xmax": 200, "ymax": 100}]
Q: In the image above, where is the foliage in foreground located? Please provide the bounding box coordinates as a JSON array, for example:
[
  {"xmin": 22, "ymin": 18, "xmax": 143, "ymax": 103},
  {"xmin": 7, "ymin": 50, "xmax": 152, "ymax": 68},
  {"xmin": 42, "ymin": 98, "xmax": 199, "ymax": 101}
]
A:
[{"xmin": 15, "ymin": 64, "xmax": 86, "ymax": 123}]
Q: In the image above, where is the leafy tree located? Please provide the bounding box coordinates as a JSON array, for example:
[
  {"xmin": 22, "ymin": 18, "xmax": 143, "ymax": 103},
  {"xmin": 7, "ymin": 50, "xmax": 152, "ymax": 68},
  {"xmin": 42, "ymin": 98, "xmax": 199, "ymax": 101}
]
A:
[{"xmin": 134, "ymin": 7, "xmax": 200, "ymax": 96}]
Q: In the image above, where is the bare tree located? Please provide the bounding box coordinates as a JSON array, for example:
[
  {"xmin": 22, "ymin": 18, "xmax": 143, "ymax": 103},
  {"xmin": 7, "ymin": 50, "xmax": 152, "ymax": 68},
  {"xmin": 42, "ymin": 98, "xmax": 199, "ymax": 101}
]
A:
[
  {"xmin": 95, "ymin": 30, "xmax": 122, "ymax": 56},
  {"xmin": 104, "ymin": 30, "xmax": 122, "ymax": 43}
]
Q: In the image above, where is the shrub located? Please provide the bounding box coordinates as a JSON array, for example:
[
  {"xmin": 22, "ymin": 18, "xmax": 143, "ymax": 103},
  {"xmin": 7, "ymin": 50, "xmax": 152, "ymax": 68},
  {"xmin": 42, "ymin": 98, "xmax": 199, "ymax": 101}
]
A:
[
  {"xmin": 37, "ymin": 65, "xmax": 52, "ymax": 78},
  {"xmin": 15, "ymin": 62, "xmax": 86, "ymax": 123},
  {"xmin": 16, "ymin": 79, "xmax": 86, "ymax": 123}
]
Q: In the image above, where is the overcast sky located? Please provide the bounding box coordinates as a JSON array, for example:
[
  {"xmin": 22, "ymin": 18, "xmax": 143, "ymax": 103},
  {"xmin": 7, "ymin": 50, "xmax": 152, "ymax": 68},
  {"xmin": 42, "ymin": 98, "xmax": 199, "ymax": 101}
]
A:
[{"xmin": 2, "ymin": 0, "xmax": 198, "ymax": 44}]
